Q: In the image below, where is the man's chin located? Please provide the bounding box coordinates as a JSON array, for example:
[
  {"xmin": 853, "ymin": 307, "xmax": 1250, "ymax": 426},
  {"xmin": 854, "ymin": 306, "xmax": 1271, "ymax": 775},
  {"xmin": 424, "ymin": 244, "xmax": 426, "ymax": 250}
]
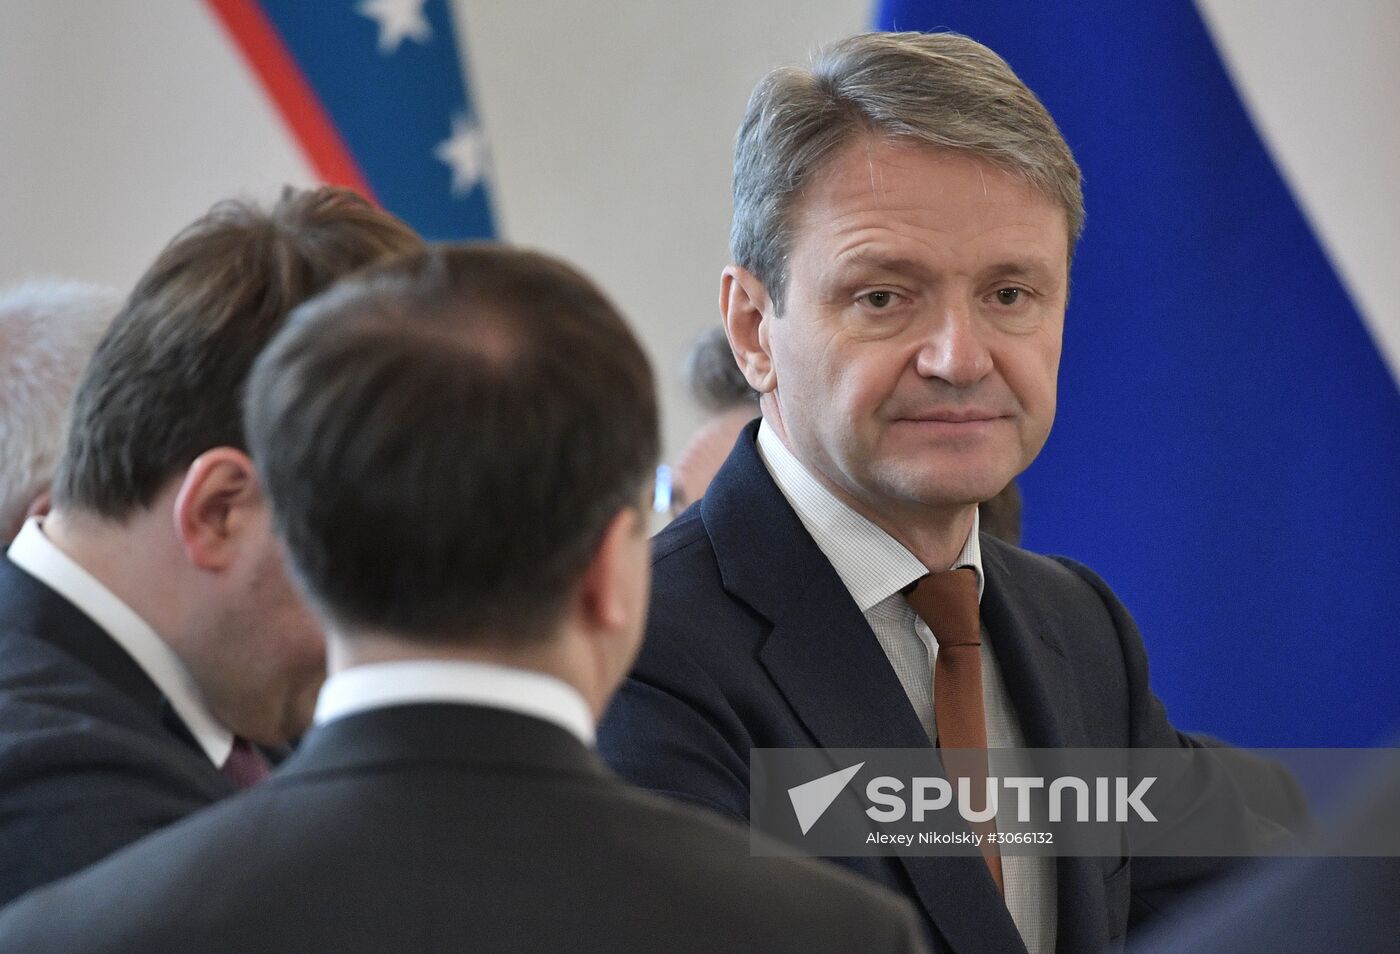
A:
[{"xmin": 873, "ymin": 468, "xmax": 1015, "ymax": 514}]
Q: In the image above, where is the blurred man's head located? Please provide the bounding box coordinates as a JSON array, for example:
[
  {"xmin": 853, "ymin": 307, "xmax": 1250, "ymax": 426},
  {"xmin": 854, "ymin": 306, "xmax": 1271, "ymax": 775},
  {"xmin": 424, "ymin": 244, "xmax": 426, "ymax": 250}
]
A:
[
  {"xmin": 722, "ymin": 32, "xmax": 1080, "ymax": 543},
  {"xmin": 45, "ymin": 187, "xmax": 422, "ymax": 744},
  {"xmin": 246, "ymin": 245, "xmax": 660, "ymax": 716},
  {"xmin": 0, "ymin": 281, "xmax": 120, "ymax": 543},
  {"xmin": 670, "ymin": 326, "xmax": 759, "ymax": 515}
]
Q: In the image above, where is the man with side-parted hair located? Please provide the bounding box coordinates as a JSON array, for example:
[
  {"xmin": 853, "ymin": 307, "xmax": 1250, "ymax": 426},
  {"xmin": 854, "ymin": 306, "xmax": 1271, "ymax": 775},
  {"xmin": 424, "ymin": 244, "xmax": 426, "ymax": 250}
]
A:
[
  {"xmin": 0, "ymin": 245, "xmax": 929, "ymax": 954},
  {"xmin": 0, "ymin": 280, "xmax": 120, "ymax": 543},
  {"xmin": 0, "ymin": 187, "xmax": 421, "ymax": 905},
  {"xmin": 598, "ymin": 31, "xmax": 1276, "ymax": 953}
]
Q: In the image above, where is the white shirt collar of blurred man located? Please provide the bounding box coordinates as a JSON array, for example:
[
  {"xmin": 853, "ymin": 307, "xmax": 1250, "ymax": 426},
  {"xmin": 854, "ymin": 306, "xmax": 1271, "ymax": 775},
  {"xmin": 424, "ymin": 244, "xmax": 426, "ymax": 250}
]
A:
[{"xmin": 314, "ymin": 659, "xmax": 595, "ymax": 745}]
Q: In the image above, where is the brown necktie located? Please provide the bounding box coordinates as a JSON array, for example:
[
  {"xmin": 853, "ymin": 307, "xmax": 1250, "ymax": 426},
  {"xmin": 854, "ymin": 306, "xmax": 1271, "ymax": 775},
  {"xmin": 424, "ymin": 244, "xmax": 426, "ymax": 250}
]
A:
[
  {"xmin": 905, "ymin": 567, "xmax": 1004, "ymax": 894},
  {"xmin": 221, "ymin": 736, "xmax": 271, "ymax": 790}
]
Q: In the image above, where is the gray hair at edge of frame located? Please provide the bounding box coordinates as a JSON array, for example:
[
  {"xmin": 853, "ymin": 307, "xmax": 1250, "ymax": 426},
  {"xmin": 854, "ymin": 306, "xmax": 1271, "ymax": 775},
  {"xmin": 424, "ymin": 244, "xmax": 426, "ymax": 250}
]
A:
[
  {"xmin": 730, "ymin": 30, "xmax": 1085, "ymax": 312},
  {"xmin": 0, "ymin": 280, "xmax": 121, "ymax": 539}
]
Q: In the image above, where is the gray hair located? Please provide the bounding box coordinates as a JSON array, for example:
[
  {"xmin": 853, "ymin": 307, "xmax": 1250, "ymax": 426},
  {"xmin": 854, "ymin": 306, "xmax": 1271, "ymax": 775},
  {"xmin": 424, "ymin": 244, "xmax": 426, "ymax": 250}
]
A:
[
  {"xmin": 0, "ymin": 280, "xmax": 121, "ymax": 537},
  {"xmin": 731, "ymin": 31, "xmax": 1084, "ymax": 310},
  {"xmin": 682, "ymin": 326, "xmax": 758, "ymax": 414}
]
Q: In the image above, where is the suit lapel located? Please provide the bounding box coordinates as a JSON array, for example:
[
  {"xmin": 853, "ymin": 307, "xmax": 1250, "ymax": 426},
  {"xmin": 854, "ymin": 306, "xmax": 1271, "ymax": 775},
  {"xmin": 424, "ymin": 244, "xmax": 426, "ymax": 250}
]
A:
[
  {"xmin": 704, "ymin": 424, "xmax": 928, "ymax": 750},
  {"xmin": 0, "ymin": 556, "xmax": 166, "ymax": 713},
  {"xmin": 703, "ymin": 426, "xmax": 1027, "ymax": 954},
  {"xmin": 0, "ymin": 555, "xmax": 217, "ymax": 766},
  {"xmin": 759, "ymin": 585, "xmax": 1028, "ymax": 954},
  {"xmin": 980, "ymin": 538, "xmax": 1109, "ymax": 953},
  {"xmin": 978, "ymin": 539, "xmax": 1083, "ymax": 750}
]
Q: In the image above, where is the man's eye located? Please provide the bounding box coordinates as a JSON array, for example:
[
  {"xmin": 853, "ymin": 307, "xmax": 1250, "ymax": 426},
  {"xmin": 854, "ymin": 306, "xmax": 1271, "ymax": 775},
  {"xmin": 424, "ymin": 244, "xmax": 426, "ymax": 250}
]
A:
[
  {"xmin": 861, "ymin": 291, "xmax": 895, "ymax": 308},
  {"xmin": 994, "ymin": 287, "xmax": 1023, "ymax": 305}
]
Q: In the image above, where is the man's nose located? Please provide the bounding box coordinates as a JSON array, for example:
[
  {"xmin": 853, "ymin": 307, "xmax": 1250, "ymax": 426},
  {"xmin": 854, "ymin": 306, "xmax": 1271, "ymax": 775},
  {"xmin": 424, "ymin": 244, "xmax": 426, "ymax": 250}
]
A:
[{"xmin": 912, "ymin": 301, "xmax": 994, "ymax": 387}]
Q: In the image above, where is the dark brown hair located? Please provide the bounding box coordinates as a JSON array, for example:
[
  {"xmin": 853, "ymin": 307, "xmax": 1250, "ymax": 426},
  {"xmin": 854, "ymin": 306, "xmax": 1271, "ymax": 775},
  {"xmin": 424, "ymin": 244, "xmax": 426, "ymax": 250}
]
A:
[
  {"xmin": 53, "ymin": 187, "xmax": 422, "ymax": 517},
  {"xmin": 245, "ymin": 244, "xmax": 660, "ymax": 643}
]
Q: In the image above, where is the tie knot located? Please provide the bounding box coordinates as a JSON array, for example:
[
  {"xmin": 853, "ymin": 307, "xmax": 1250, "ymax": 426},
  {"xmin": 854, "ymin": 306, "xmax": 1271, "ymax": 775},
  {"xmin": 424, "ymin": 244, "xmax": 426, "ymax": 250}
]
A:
[
  {"xmin": 905, "ymin": 567, "xmax": 980, "ymax": 648},
  {"xmin": 221, "ymin": 736, "xmax": 271, "ymax": 790}
]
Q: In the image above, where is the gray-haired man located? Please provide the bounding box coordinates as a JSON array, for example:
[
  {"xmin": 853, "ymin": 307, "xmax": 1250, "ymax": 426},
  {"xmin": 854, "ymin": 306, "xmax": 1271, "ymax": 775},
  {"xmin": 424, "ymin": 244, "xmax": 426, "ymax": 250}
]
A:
[
  {"xmin": 599, "ymin": 31, "xmax": 1272, "ymax": 954},
  {"xmin": 0, "ymin": 280, "xmax": 119, "ymax": 543}
]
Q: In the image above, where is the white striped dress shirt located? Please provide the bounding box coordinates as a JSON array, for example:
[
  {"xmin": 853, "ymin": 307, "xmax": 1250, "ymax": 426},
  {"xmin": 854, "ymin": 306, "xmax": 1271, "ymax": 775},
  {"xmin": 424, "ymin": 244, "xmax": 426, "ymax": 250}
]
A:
[{"xmin": 756, "ymin": 421, "xmax": 1056, "ymax": 954}]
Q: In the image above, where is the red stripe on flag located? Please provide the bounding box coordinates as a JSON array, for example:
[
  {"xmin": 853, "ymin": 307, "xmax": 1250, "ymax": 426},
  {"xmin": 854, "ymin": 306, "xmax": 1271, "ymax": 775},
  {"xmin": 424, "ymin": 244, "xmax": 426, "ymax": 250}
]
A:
[{"xmin": 204, "ymin": 0, "xmax": 378, "ymax": 202}]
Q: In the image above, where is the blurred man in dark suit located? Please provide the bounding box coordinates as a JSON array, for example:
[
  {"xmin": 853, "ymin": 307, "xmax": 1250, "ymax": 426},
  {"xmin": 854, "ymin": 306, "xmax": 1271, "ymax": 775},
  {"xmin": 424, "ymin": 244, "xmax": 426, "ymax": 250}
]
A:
[
  {"xmin": 0, "ymin": 245, "xmax": 928, "ymax": 953},
  {"xmin": 668, "ymin": 326, "xmax": 761, "ymax": 518},
  {"xmin": 0, "ymin": 188, "xmax": 421, "ymax": 905}
]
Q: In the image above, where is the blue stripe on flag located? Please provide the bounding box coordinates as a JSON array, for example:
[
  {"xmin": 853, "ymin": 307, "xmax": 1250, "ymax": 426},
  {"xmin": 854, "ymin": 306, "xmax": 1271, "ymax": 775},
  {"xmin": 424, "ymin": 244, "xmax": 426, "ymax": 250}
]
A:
[{"xmin": 259, "ymin": 0, "xmax": 495, "ymax": 240}]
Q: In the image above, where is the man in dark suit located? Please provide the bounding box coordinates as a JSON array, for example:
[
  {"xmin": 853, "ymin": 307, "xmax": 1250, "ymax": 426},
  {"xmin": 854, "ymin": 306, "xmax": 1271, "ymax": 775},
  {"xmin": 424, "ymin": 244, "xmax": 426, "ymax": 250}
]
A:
[
  {"xmin": 597, "ymin": 31, "xmax": 1273, "ymax": 953},
  {"xmin": 0, "ymin": 188, "xmax": 422, "ymax": 905},
  {"xmin": 0, "ymin": 245, "xmax": 928, "ymax": 953}
]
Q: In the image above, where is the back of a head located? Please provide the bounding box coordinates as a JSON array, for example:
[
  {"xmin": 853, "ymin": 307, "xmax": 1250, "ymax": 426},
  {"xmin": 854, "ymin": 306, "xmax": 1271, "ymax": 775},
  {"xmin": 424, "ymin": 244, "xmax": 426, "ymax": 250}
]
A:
[
  {"xmin": 52, "ymin": 187, "xmax": 423, "ymax": 519},
  {"xmin": 0, "ymin": 281, "xmax": 121, "ymax": 539},
  {"xmin": 246, "ymin": 244, "xmax": 660, "ymax": 645},
  {"xmin": 731, "ymin": 30, "xmax": 1083, "ymax": 310},
  {"xmin": 682, "ymin": 325, "xmax": 758, "ymax": 415}
]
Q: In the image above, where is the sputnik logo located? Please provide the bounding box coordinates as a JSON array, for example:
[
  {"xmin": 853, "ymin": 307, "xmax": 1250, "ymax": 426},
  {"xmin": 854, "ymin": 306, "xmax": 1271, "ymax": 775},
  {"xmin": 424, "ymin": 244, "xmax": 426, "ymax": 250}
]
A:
[{"xmin": 787, "ymin": 762, "xmax": 865, "ymax": 835}]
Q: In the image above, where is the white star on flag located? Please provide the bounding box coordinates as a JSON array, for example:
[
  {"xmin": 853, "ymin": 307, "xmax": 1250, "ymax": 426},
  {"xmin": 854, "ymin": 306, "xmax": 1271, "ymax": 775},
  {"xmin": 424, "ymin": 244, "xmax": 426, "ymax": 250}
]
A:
[
  {"xmin": 358, "ymin": 0, "xmax": 432, "ymax": 54},
  {"xmin": 435, "ymin": 115, "xmax": 490, "ymax": 196}
]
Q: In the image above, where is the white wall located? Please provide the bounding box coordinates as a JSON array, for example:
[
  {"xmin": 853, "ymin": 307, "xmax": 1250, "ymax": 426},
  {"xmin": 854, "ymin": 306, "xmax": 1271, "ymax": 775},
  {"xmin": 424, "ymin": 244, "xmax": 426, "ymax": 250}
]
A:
[
  {"xmin": 0, "ymin": 0, "xmax": 867, "ymax": 463},
  {"xmin": 0, "ymin": 2, "xmax": 315, "ymax": 287},
  {"xmin": 456, "ymin": 0, "xmax": 868, "ymax": 455}
]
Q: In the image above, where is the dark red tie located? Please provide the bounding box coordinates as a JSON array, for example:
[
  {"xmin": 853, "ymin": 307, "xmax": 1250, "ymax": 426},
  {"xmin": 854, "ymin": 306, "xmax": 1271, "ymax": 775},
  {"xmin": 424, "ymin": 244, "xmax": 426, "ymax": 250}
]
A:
[
  {"xmin": 221, "ymin": 737, "xmax": 271, "ymax": 790},
  {"xmin": 906, "ymin": 567, "xmax": 1004, "ymax": 894}
]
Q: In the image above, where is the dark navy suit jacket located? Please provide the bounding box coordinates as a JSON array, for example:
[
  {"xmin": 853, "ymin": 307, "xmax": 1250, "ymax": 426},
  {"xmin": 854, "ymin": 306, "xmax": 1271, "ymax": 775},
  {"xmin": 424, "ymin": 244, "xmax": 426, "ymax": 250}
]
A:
[
  {"xmin": 599, "ymin": 422, "xmax": 1267, "ymax": 954},
  {"xmin": 0, "ymin": 704, "xmax": 929, "ymax": 953},
  {"xmin": 0, "ymin": 554, "xmax": 232, "ymax": 906}
]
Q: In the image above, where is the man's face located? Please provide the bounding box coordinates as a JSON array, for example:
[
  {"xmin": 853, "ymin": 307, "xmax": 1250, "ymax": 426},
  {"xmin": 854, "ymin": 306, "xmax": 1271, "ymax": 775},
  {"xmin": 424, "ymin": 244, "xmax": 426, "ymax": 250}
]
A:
[{"xmin": 762, "ymin": 137, "xmax": 1069, "ymax": 519}]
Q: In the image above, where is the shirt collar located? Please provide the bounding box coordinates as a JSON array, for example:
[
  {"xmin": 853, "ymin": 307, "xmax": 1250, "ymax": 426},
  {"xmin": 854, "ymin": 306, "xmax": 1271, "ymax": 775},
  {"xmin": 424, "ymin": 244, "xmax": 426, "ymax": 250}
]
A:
[
  {"xmin": 7, "ymin": 517, "xmax": 234, "ymax": 766},
  {"xmin": 755, "ymin": 419, "xmax": 984, "ymax": 610},
  {"xmin": 313, "ymin": 659, "xmax": 597, "ymax": 746}
]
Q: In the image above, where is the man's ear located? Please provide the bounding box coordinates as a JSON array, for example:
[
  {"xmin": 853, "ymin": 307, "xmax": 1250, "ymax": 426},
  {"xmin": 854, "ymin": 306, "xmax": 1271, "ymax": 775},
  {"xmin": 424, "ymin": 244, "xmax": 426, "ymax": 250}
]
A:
[
  {"xmin": 720, "ymin": 265, "xmax": 778, "ymax": 395},
  {"xmin": 574, "ymin": 506, "xmax": 648, "ymax": 636},
  {"xmin": 172, "ymin": 448, "xmax": 263, "ymax": 573},
  {"xmin": 23, "ymin": 487, "xmax": 52, "ymax": 522},
  {"xmin": 8, "ymin": 488, "xmax": 53, "ymax": 540}
]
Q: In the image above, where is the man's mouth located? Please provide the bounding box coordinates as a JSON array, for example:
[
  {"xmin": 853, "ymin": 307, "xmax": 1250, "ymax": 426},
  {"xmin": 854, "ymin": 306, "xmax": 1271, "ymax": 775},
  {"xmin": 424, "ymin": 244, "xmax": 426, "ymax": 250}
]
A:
[{"xmin": 895, "ymin": 409, "xmax": 1007, "ymax": 424}]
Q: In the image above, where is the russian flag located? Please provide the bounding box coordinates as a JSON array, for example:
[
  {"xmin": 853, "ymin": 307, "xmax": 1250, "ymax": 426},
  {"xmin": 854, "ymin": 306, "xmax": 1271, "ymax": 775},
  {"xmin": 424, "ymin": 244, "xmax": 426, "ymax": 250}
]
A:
[{"xmin": 875, "ymin": 2, "xmax": 1400, "ymax": 745}]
